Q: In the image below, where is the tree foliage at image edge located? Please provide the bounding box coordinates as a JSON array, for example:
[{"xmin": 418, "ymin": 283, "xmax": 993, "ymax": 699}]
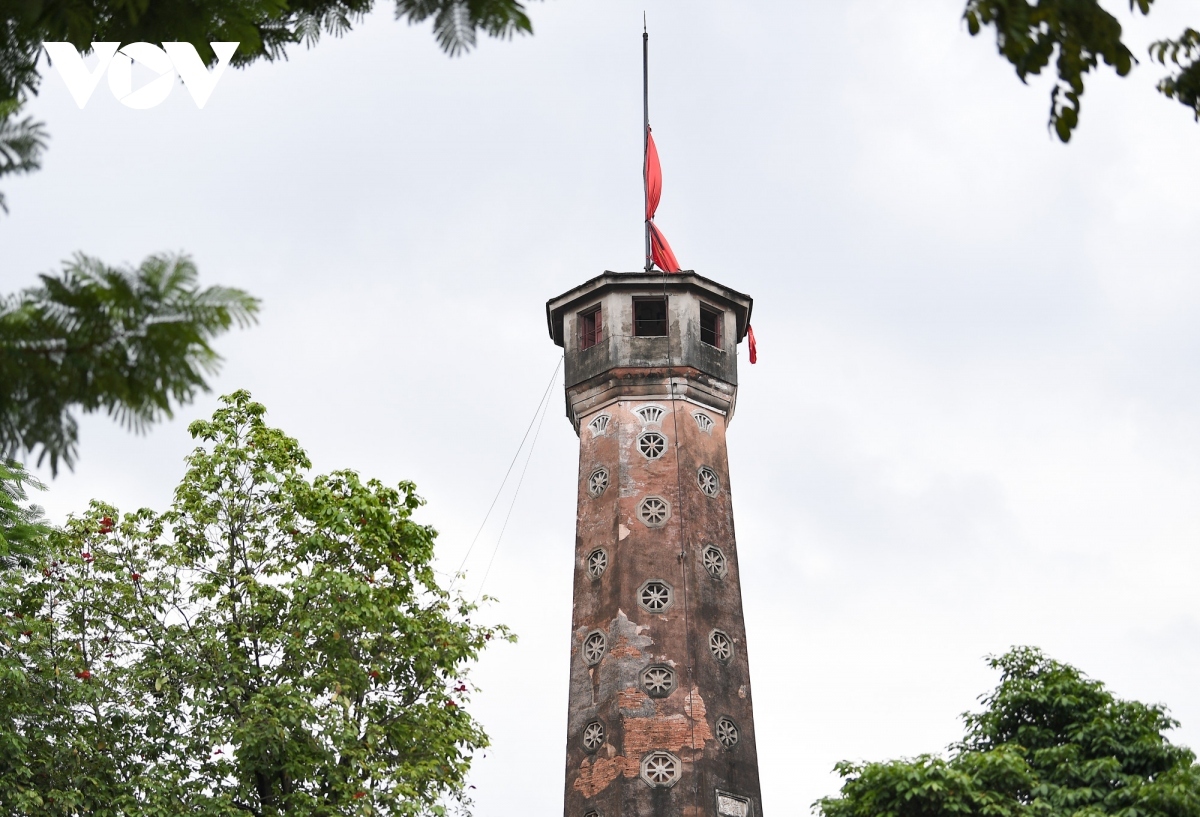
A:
[
  {"xmin": 0, "ymin": 0, "xmax": 537, "ymax": 208},
  {"xmin": 817, "ymin": 646, "xmax": 1200, "ymax": 817},
  {"xmin": 964, "ymin": 0, "xmax": 1200, "ymax": 141},
  {"xmin": 0, "ymin": 252, "xmax": 259, "ymax": 475},
  {"xmin": 0, "ymin": 390, "xmax": 511, "ymax": 816}
]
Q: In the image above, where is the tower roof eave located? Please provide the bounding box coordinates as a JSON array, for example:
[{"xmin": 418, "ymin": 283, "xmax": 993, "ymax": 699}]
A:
[{"xmin": 545, "ymin": 271, "xmax": 754, "ymax": 348}]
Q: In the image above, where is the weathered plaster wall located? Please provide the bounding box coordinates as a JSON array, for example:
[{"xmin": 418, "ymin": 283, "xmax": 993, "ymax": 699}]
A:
[{"xmin": 563, "ymin": 397, "xmax": 762, "ymax": 817}]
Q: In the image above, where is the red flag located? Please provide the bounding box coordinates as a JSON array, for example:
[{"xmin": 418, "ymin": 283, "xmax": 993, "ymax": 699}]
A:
[
  {"xmin": 644, "ymin": 127, "xmax": 682, "ymax": 273},
  {"xmin": 747, "ymin": 325, "xmax": 757, "ymax": 364},
  {"xmin": 648, "ymin": 222, "xmax": 681, "ymax": 273},
  {"xmin": 645, "ymin": 129, "xmax": 662, "ymax": 221}
]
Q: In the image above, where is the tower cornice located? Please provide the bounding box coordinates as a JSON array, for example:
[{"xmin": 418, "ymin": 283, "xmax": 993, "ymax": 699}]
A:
[
  {"xmin": 546, "ymin": 271, "xmax": 754, "ymax": 430},
  {"xmin": 563, "ymin": 366, "xmax": 737, "ymax": 433},
  {"xmin": 546, "ymin": 271, "xmax": 754, "ymax": 347}
]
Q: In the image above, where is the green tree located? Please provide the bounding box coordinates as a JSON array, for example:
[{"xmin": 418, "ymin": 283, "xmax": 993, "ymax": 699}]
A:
[
  {"xmin": 1, "ymin": 252, "xmax": 259, "ymax": 475},
  {"xmin": 0, "ymin": 390, "xmax": 510, "ymax": 816},
  {"xmin": 0, "ymin": 97, "xmax": 46, "ymax": 213},
  {"xmin": 964, "ymin": 1, "xmax": 1200, "ymax": 141},
  {"xmin": 0, "ymin": 460, "xmax": 47, "ymax": 565},
  {"xmin": 0, "ymin": 0, "xmax": 535, "ymax": 208},
  {"xmin": 817, "ymin": 646, "xmax": 1200, "ymax": 817}
]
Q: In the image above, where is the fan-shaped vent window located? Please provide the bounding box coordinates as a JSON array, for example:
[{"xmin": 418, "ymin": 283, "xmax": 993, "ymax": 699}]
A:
[
  {"xmin": 582, "ymin": 720, "xmax": 605, "ymax": 752},
  {"xmin": 635, "ymin": 405, "xmax": 665, "ymax": 424},
  {"xmin": 586, "ymin": 548, "xmax": 608, "ymax": 579},
  {"xmin": 641, "ymin": 664, "xmax": 677, "ymax": 698},
  {"xmin": 638, "ymin": 580, "xmax": 673, "ymax": 613},
  {"xmin": 693, "ymin": 412, "xmax": 714, "ymax": 433},
  {"xmin": 709, "ymin": 630, "xmax": 733, "ymax": 663},
  {"xmin": 697, "ymin": 467, "xmax": 720, "ymax": 497},
  {"xmin": 637, "ymin": 432, "xmax": 667, "ymax": 459},
  {"xmin": 716, "ymin": 716, "xmax": 739, "ymax": 749},
  {"xmin": 702, "ymin": 545, "xmax": 728, "ymax": 579},
  {"xmin": 588, "ymin": 414, "xmax": 610, "ymax": 436},
  {"xmin": 637, "ymin": 497, "xmax": 670, "ymax": 527},
  {"xmin": 640, "ymin": 752, "xmax": 681, "ymax": 787},
  {"xmin": 583, "ymin": 631, "xmax": 606, "ymax": 666},
  {"xmin": 588, "ymin": 468, "xmax": 609, "ymax": 497}
]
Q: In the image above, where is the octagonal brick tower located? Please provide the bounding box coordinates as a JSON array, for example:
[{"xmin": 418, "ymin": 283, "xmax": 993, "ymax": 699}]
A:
[{"xmin": 546, "ymin": 271, "xmax": 761, "ymax": 817}]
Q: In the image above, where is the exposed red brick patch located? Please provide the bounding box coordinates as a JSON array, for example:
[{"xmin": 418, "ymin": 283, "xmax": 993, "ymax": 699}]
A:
[
  {"xmin": 608, "ymin": 633, "xmax": 644, "ymax": 660},
  {"xmin": 573, "ymin": 755, "xmax": 629, "ymax": 798},
  {"xmin": 616, "ymin": 686, "xmax": 714, "ymax": 774},
  {"xmin": 618, "ymin": 687, "xmax": 651, "ymax": 711},
  {"xmin": 621, "ymin": 714, "xmax": 693, "ymax": 774}
]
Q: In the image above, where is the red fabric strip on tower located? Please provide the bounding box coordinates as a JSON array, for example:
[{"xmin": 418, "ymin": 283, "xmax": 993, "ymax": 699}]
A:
[
  {"xmin": 645, "ymin": 129, "xmax": 662, "ymax": 220},
  {"xmin": 747, "ymin": 324, "xmax": 757, "ymax": 364},
  {"xmin": 648, "ymin": 222, "xmax": 681, "ymax": 273}
]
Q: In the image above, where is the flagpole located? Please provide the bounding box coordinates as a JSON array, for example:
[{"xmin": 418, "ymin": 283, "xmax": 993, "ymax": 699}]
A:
[{"xmin": 643, "ymin": 18, "xmax": 652, "ymax": 272}]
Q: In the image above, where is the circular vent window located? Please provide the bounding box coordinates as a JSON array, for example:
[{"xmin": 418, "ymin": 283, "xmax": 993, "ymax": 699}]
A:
[
  {"xmin": 641, "ymin": 664, "xmax": 677, "ymax": 698},
  {"xmin": 637, "ymin": 432, "xmax": 667, "ymax": 460},
  {"xmin": 702, "ymin": 545, "xmax": 727, "ymax": 579},
  {"xmin": 583, "ymin": 631, "xmax": 607, "ymax": 666},
  {"xmin": 697, "ymin": 467, "xmax": 720, "ymax": 497},
  {"xmin": 582, "ymin": 720, "xmax": 605, "ymax": 753},
  {"xmin": 709, "ymin": 629, "xmax": 733, "ymax": 663},
  {"xmin": 640, "ymin": 751, "xmax": 681, "ymax": 787},
  {"xmin": 638, "ymin": 580, "xmax": 673, "ymax": 613},
  {"xmin": 637, "ymin": 496, "xmax": 670, "ymax": 527},
  {"xmin": 716, "ymin": 716, "xmax": 739, "ymax": 749},
  {"xmin": 588, "ymin": 468, "xmax": 609, "ymax": 497},
  {"xmin": 586, "ymin": 548, "xmax": 608, "ymax": 579}
]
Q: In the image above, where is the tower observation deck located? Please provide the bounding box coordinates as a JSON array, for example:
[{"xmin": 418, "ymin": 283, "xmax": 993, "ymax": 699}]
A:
[{"xmin": 546, "ymin": 271, "xmax": 762, "ymax": 817}]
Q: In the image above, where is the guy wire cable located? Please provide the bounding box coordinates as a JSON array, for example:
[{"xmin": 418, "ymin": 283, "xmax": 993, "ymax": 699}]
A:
[
  {"xmin": 474, "ymin": 360, "xmax": 559, "ymax": 603},
  {"xmin": 451, "ymin": 355, "xmax": 563, "ymax": 591}
]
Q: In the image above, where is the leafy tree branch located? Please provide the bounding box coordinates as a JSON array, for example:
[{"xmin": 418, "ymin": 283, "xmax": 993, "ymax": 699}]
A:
[
  {"xmin": 964, "ymin": 1, "xmax": 1200, "ymax": 140},
  {"xmin": 816, "ymin": 646, "xmax": 1200, "ymax": 817},
  {"xmin": 0, "ymin": 391, "xmax": 511, "ymax": 816},
  {"xmin": 1, "ymin": 253, "xmax": 259, "ymax": 474},
  {"xmin": 0, "ymin": 0, "xmax": 536, "ymax": 210}
]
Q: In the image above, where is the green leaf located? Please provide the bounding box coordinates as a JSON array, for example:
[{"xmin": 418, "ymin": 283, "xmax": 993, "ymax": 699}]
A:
[{"xmin": 0, "ymin": 391, "xmax": 508, "ymax": 815}]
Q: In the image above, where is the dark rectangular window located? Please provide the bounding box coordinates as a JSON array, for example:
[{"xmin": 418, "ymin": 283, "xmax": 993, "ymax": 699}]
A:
[
  {"xmin": 580, "ymin": 306, "xmax": 603, "ymax": 350},
  {"xmin": 700, "ymin": 305, "xmax": 723, "ymax": 348},
  {"xmin": 634, "ymin": 297, "xmax": 668, "ymax": 337}
]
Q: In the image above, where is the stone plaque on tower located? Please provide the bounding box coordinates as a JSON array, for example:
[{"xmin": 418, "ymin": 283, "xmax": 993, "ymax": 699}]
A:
[{"xmin": 546, "ymin": 271, "xmax": 762, "ymax": 817}]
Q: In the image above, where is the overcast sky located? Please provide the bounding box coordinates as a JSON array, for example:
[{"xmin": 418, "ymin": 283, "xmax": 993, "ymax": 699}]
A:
[{"xmin": 7, "ymin": 1, "xmax": 1200, "ymax": 813}]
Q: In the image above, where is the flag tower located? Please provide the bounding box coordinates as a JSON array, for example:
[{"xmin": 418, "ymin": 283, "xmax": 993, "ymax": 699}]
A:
[{"xmin": 544, "ymin": 27, "xmax": 764, "ymax": 817}]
